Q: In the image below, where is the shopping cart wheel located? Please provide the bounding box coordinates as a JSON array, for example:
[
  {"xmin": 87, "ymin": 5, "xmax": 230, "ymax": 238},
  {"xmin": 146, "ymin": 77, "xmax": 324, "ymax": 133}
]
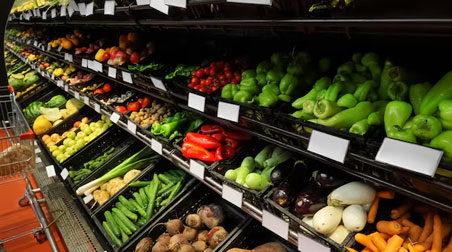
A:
[
  {"xmin": 34, "ymin": 230, "xmax": 46, "ymax": 244},
  {"xmin": 18, "ymin": 197, "xmax": 29, "ymax": 207},
  {"xmin": 0, "ymin": 243, "xmax": 5, "ymax": 252}
]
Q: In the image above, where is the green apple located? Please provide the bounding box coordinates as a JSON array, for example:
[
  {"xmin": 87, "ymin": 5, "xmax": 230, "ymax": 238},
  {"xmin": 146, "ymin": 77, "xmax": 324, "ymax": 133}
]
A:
[
  {"xmin": 89, "ymin": 122, "xmax": 97, "ymax": 129},
  {"xmin": 74, "ymin": 139, "xmax": 85, "ymax": 150},
  {"xmin": 63, "ymin": 138, "xmax": 75, "ymax": 147},
  {"xmin": 67, "ymin": 131, "xmax": 76, "ymax": 139},
  {"xmin": 49, "ymin": 145, "xmax": 58, "ymax": 153},
  {"xmin": 101, "ymin": 115, "xmax": 106, "ymax": 121},
  {"xmin": 95, "ymin": 121, "xmax": 104, "ymax": 129},
  {"xmin": 83, "ymin": 127, "xmax": 92, "ymax": 135},
  {"xmin": 76, "ymin": 131, "xmax": 86, "ymax": 139},
  {"xmin": 58, "ymin": 145, "xmax": 66, "ymax": 152},
  {"xmin": 65, "ymin": 146, "xmax": 76, "ymax": 155},
  {"xmin": 56, "ymin": 153, "xmax": 66, "ymax": 162},
  {"xmin": 79, "ymin": 122, "xmax": 88, "ymax": 131},
  {"xmin": 53, "ymin": 150, "xmax": 63, "ymax": 157}
]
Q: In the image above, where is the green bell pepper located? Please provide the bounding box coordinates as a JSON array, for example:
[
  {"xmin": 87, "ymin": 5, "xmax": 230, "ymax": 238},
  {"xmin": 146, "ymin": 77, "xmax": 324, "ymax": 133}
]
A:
[
  {"xmin": 441, "ymin": 119, "xmax": 452, "ymax": 130},
  {"xmin": 324, "ymin": 82, "xmax": 344, "ymax": 102},
  {"xmin": 353, "ymin": 80, "xmax": 374, "ymax": 102},
  {"xmin": 350, "ymin": 73, "xmax": 367, "ymax": 84},
  {"xmin": 430, "ymin": 131, "xmax": 452, "ymax": 160},
  {"xmin": 367, "ymin": 101, "xmax": 388, "ymax": 126},
  {"xmin": 368, "ymin": 89, "xmax": 378, "ymax": 102},
  {"xmin": 258, "ymin": 91, "xmax": 279, "ymax": 107},
  {"xmin": 349, "ymin": 119, "xmax": 369, "ymax": 135},
  {"xmin": 242, "ymin": 70, "xmax": 257, "ymax": 80},
  {"xmin": 262, "ymin": 83, "xmax": 280, "ymax": 95},
  {"xmin": 352, "ymin": 53, "xmax": 362, "ymax": 64},
  {"xmin": 286, "ymin": 62, "xmax": 303, "ymax": 76},
  {"xmin": 256, "ymin": 73, "xmax": 267, "ymax": 86},
  {"xmin": 378, "ymin": 59, "xmax": 394, "ymax": 100},
  {"xmin": 438, "ymin": 100, "xmax": 452, "ymax": 122},
  {"xmin": 313, "ymin": 100, "xmax": 342, "ymax": 119},
  {"xmin": 387, "ymin": 81, "xmax": 408, "ymax": 101},
  {"xmin": 221, "ymin": 84, "xmax": 239, "ymax": 99},
  {"xmin": 411, "ymin": 114, "xmax": 442, "ymax": 140},
  {"xmin": 310, "ymin": 101, "xmax": 374, "ymax": 128},
  {"xmin": 337, "ymin": 61, "xmax": 354, "ymax": 74},
  {"xmin": 266, "ymin": 69, "xmax": 284, "ymax": 85},
  {"xmin": 337, "ymin": 94, "xmax": 357, "ymax": 108},
  {"xmin": 316, "ymin": 89, "xmax": 327, "ymax": 101},
  {"xmin": 240, "ymin": 78, "xmax": 260, "ymax": 95},
  {"xmin": 361, "ymin": 52, "xmax": 382, "ymax": 86},
  {"xmin": 278, "ymin": 74, "xmax": 299, "ymax": 102},
  {"xmin": 420, "ymin": 71, "xmax": 452, "ymax": 115},
  {"xmin": 292, "ymin": 89, "xmax": 317, "ymax": 109},
  {"xmin": 318, "ymin": 57, "xmax": 331, "ymax": 73},
  {"xmin": 233, "ymin": 90, "xmax": 254, "ymax": 103},
  {"xmin": 271, "ymin": 53, "xmax": 289, "ymax": 68},
  {"xmin": 384, "ymin": 101, "xmax": 416, "ymax": 143},
  {"xmin": 293, "ymin": 51, "xmax": 311, "ymax": 66},
  {"xmin": 302, "ymin": 99, "xmax": 315, "ymax": 114},
  {"xmin": 409, "ymin": 82, "xmax": 431, "ymax": 115},
  {"xmin": 292, "ymin": 110, "xmax": 315, "ymax": 120},
  {"xmin": 256, "ymin": 61, "xmax": 272, "ymax": 74}
]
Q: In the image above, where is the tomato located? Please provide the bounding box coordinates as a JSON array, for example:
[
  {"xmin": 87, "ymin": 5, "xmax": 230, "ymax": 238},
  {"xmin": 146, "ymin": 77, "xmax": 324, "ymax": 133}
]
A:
[
  {"xmin": 115, "ymin": 106, "xmax": 127, "ymax": 114},
  {"xmin": 218, "ymin": 74, "xmax": 226, "ymax": 81},
  {"xmin": 192, "ymin": 71, "xmax": 197, "ymax": 76},
  {"xmin": 234, "ymin": 72, "xmax": 241, "ymax": 78},
  {"xmin": 193, "ymin": 85, "xmax": 201, "ymax": 91},
  {"xmin": 195, "ymin": 70, "xmax": 204, "ymax": 77},
  {"xmin": 200, "ymin": 79, "xmax": 206, "ymax": 86},
  {"xmin": 102, "ymin": 83, "xmax": 112, "ymax": 93},
  {"xmin": 209, "ymin": 68, "xmax": 216, "ymax": 76},
  {"xmin": 191, "ymin": 77, "xmax": 199, "ymax": 85},
  {"xmin": 142, "ymin": 96, "xmax": 151, "ymax": 108},
  {"xmin": 216, "ymin": 61, "xmax": 224, "ymax": 69},
  {"xmin": 205, "ymin": 78, "xmax": 213, "ymax": 85},
  {"xmin": 137, "ymin": 98, "xmax": 143, "ymax": 104},
  {"xmin": 231, "ymin": 79, "xmax": 238, "ymax": 84},
  {"xmin": 93, "ymin": 89, "xmax": 104, "ymax": 95},
  {"xmin": 127, "ymin": 101, "xmax": 141, "ymax": 112},
  {"xmin": 210, "ymin": 62, "xmax": 216, "ymax": 68},
  {"xmin": 220, "ymin": 80, "xmax": 227, "ymax": 86},
  {"xmin": 225, "ymin": 72, "xmax": 233, "ymax": 80},
  {"xmin": 188, "ymin": 82, "xmax": 196, "ymax": 88},
  {"xmin": 199, "ymin": 87, "xmax": 208, "ymax": 93},
  {"xmin": 211, "ymin": 86, "xmax": 219, "ymax": 92},
  {"xmin": 203, "ymin": 67, "xmax": 210, "ymax": 75}
]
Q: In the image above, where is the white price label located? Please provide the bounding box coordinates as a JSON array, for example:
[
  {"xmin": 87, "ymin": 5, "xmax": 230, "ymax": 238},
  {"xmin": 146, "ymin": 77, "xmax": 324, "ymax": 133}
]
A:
[
  {"xmin": 217, "ymin": 101, "xmax": 240, "ymax": 123},
  {"xmin": 127, "ymin": 120, "xmax": 137, "ymax": 135},
  {"xmin": 375, "ymin": 137, "xmax": 443, "ymax": 177},
  {"xmin": 35, "ymin": 148, "xmax": 41, "ymax": 154},
  {"xmin": 298, "ymin": 233, "xmax": 330, "ymax": 252},
  {"xmin": 108, "ymin": 67, "xmax": 117, "ymax": 78},
  {"xmin": 164, "ymin": 0, "xmax": 186, "ymax": 8},
  {"xmin": 94, "ymin": 61, "xmax": 103, "ymax": 72},
  {"xmin": 60, "ymin": 5, "xmax": 67, "ymax": 16},
  {"xmin": 57, "ymin": 46, "xmax": 62, "ymax": 52},
  {"xmin": 83, "ymin": 194, "xmax": 93, "ymax": 204},
  {"xmin": 104, "ymin": 0, "xmax": 115, "ymax": 15},
  {"xmin": 51, "ymin": 74, "xmax": 55, "ymax": 80},
  {"xmin": 262, "ymin": 210, "xmax": 289, "ymax": 240},
  {"xmin": 151, "ymin": 139, "xmax": 163, "ymax": 155},
  {"xmin": 33, "ymin": 41, "xmax": 38, "ymax": 47},
  {"xmin": 151, "ymin": 77, "xmax": 167, "ymax": 91},
  {"xmin": 222, "ymin": 183, "xmax": 243, "ymax": 208},
  {"xmin": 42, "ymin": 11, "xmax": 47, "ymax": 20},
  {"xmin": 307, "ymin": 130, "xmax": 350, "ymax": 164},
  {"xmin": 226, "ymin": 0, "xmax": 271, "ymax": 4},
  {"xmin": 85, "ymin": 2, "xmax": 94, "ymax": 16},
  {"xmin": 122, "ymin": 71, "xmax": 133, "ymax": 83},
  {"xmin": 83, "ymin": 96, "xmax": 90, "ymax": 105},
  {"xmin": 46, "ymin": 165, "xmax": 56, "ymax": 177},
  {"xmin": 189, "ymin": 159, "xmax": 204, "ymax": 180},
  {"xmin": 82, "ymin": 58, "xmax": 88, "ymax": 67},
  {"xmin": 110, "ymin": 112, "xmax": 120, "ymax": 124},
  {"xmin": 150, "ymin": 0, "xmax": 169, "ymax": 14},
  {"xmin": 57, "ymin": 80, "xmax": 63, "ymax": 87},
  {"xmin": 64, "ymin": 84, "xmax": 69, "ymax": 92},
  {"xmin": 60, "ymin": 168, "xmax": 69, "ymax": 180},
  {"xmin": 65, "ymin": 53, "xmax": 73, "ymax": 62},
  {"xmin": 94, "ymin": 103, "xmax": 101, "ymax": 113},
  {"xmin": 51, "ymin": 8, "xmax": 56, "ymax": 18},
  {"xmin": 88, "ymin": 60, "xmax": 95, "ymax": 70},
  {"xmin": 74, "ymin": 91, "xmax": 80, "ymax": 99},
  {"xmin": 36, "ymin": 157, "xmax": 42, "ymax": 163},
  {"xmin": 136, "ymin": 0, "xmax": 150, "ymax": 5},
  {"xmin": 36, "ymin": 9, "xmax": 41, "ymax": 17},
  {"xmin": 68, "ymin": 5, "xmax": 74, "ymax": 17},
  {"xmin": 78, "ymin": 3, "xmax": 86, "ymax": 15},
  {"xmin": 69, "ymin": 0, "xmax": 79, "ymax": 11},
  {"xmin": 188, "ymin": 93, "xmax": 205, "ymax": 112}
]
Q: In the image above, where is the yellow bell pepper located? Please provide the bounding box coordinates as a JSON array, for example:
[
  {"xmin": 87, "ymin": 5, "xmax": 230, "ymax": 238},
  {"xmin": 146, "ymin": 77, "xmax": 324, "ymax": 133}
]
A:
[{"xmin": 95, "ymin": 49, "xmax": 105, "ymax": 62}]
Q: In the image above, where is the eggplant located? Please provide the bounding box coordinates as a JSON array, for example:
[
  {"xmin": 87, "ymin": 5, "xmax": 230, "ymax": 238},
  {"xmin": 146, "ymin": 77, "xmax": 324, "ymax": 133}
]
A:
[
  {"xmin": 272, "ymin": 160, "xmax": 311, "ymax": 207},
  {"xmin": 315, "ymin": 168, "xmax": 347, "ymax": 189},
  {"xmin": 270, "ymin": 159, "xmax": 293, "ymax": 185},
  {"xmin": 292, "ymin": 190, "xmax": 327, "ymax": 217}
]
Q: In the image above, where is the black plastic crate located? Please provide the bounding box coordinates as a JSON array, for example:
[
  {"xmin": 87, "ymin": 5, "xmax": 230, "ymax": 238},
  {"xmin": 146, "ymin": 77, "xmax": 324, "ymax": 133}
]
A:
[
  {"xmin": 15, "ymin": 79, "xmax": 49, "ymax": 104},
  {"xmin": 216, "ymin": 96, "xmax": 282, "ymax": 123},
  {"xmin": 39, "ymin": 105, "xmax": 97, "ymax": 137},
  {"xmin": 91, "ymin": 160, "xmax": 198, "ymax": 252},
  {"xmin": 169, "ymin": 77, "xmax": 221, "ymax": 105},
  {"xmin": 21, "ymin": 86, "xmax": 69, "ymax": 114},
  {"xmin": 219, "ymin": 218, "xmax": 298, "ymax": 252},
  {"xmin": 121, "ymin": 183, "xmax": 249, "ymax": 252}
]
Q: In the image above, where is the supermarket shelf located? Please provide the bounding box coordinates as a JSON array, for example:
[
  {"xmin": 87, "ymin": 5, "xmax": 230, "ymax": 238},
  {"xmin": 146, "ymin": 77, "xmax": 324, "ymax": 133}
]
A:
[{"xmin": 7, "ymin": 41, "xmax": 452, "ymax": 215}]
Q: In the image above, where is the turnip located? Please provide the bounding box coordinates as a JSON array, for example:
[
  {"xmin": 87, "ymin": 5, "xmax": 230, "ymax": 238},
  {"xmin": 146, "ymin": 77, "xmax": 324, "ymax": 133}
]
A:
[
  {"xmin": 206, "ymin": 226, "xmax": 228, "ymax": 248},
  {"xmin": 196, "ymin": 230, "xmax": 208, "ymax": 242},
  {"xmin": 182, "ymin": 226, "xmax": 197, "ymax": 241},
  {"xmin": 156, "ymin": 233, "xmax": 171, "ymax": 245},
  {"xmin": 163, "ymin": 219, "xmax": 184, "ymax": 235},
  {"xmin": 135, "ymin": 237, "xmax": 153, "ymax": 252},
  {"xmin": 151, "ymin": 241, "xmax": 169, "ymax": 252},
  {"xmin": 178, "ymin": 244, "xmax": 195, "ymax": 252},
  {"xmin": 197, "ymin": 204, "xmax": 224, "ymax": 229},
  {"xmin": 185, "ymin": 214, "xmax": 203, "ymax": 229},
  {"xmin": 192, "ymin": 241, "xmax": 207, "ymax": 252},
  {"xmin": 168, "ymin": 234, "xmax": 188, "ymax": 252}
]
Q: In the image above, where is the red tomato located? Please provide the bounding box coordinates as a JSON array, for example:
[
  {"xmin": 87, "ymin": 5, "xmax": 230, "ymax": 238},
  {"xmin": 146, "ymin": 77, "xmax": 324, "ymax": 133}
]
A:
[
  {"xmin": 220, "ymin": 80, "xmax": 227, "ymax": 86},
  {"xmin": 199, "ymin": 87, "xmax": 208, "ymax": 93},
  {"xmin": 142, "ymin": 96, "xmax": 151, "ymax": 108},
  {"xmin": 102, "ymin": 83, "xmax": 112, "ymax": 93},
  {"xmin": 115, "ymin": 106, "xmax": 127, "ymax": 114},
  {"xmin": 205, "ymin": 78, "xmax": 213, "ymax": 85},
  {"xmin": 195, "ymin": 70, "xmax": 204, "ymax": 77},
  {"xmin": 210, "ymin": 62, "xmax": 216, "ymax": 68},
  {"xmin": 203, "ymin": 67, "xmax": 210, "ymax": 75},
  {"xmin": 218, "ymin": 74, "xmax": 225, "ymax": 81},
  {"xmin": 191, "ymin": 77, "xmax": 199, "ymax": 85},
  {"xmin": 188, "ymin": 82, "xmax": 196, "ymax": 88},
  {"xmin": 191, "ymin": 71, "xmax": 196, "ymax": 76},
  {"xmin": 193, "ymin": 85, "xmax": 201, "ymax": 91},
  {"xmin": 200, "ymin": 79, "xmax": 206, "ymax": 86},
  {"xmin": 209, "ymin": 68, "xmax": 216, "ymax": 76},
  {"xmin": 231, "ymin": 79, "xmax": 238, "ymax": 84},
  {"xmin": 127, "ymin": 101, "xmax": 141, "ymax": 112},
  {"xmin": 211, "ymin": 86, "xmax": 219, "ymax": 92},
  {"xmin": 225, "ymin": 72, "xmax": 232, "ymax": 80}
]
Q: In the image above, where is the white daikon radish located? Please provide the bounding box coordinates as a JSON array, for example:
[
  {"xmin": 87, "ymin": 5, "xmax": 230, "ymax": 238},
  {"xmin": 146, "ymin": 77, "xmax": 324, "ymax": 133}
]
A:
[
  {"xmin": 313, "ymin": 206, "xmax": 343, "ymax": 234},
  {"xmin": 328, "ymin": 225, "xmax": 350, "ymax": 244},
  {"xmin": 328, "ymin": 181, "xmax": 376, "ymax": 206},
  {"xmin": 342, "ymin": 205, "xmax": 367, "ymax": 232}
]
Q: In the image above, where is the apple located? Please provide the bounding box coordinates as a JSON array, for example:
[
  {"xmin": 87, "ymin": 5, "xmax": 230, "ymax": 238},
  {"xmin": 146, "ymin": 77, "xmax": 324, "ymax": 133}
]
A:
[
  {"xmin": 49, "ymin": 145, "xmax": 58, "ymax": 153},
  {"xmin": 65, "ymin": 146, "xmax": 76, "ymax": 156},
  {"xmin": 76, "ymin": 131, "xmax": 86, "ymax": 139},
  {"xmin": 74, "ymin": 139, "xmax": 85, "ymax": 150},
  {"xmin": 53, "ymin": 150, "xmax": 63, "ymax": 157},
  {"xmin": 89, "ymin": 122, "xmax": 97, "ymax": 129},
  {"xmin": 63, "ymin": 138, "xmax": 75, "ymax": 147},
  {"xmin": 83, "ymin": 127, "xmax": 92, "ymax": 135},
  {"xmin": 81, "ymin": 117, "xmax": 89, "ymax": 123},
  {"xmin": 73, "ymin": 121, "xmax": 81, "ymax": 128},
  {"xmin": 67, "ymin": 131, "xmax": 76, "ymax": 139},
  {"xmin": 58, "ymin": 145, "xmax": 66, "ymax": 151},
  {"xmin": 56, "ymin": 153, "xmax": 66, "ymax": 162},
  {"xmin": 95, "ymin": 121, "xmax": 104, "ymax": 128}
]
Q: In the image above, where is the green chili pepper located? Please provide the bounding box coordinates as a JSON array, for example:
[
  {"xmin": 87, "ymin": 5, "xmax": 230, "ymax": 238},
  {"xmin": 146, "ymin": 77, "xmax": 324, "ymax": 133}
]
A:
[
  {"xmin": 293, "ymin": 51, "xmax": 311, "ymax": 66},
  {"xmin": 313, "ymin": 100, "xmax": 342, "ymax": 119},
  {"xmin": 378, "ymin": 59, "xmax": 394, "ymax": 100},
  {"xmin": 439, "ymin": 100, "xmax": 452, "ymax": 122},
  {"xmin": 349, "ymin": 119, "xmax": 369, "ymax": 135},
  {"xmin": 324, "ymin": 82, "xmax": 343, "ymax": 102},
  {"xmin": 314, "ymin": 77, "xmax": 331, "ymax": 91},
  {"xmin": 291, "ymin": 110, "xmax": 315, "ymax": 120},
  {"xmin": 411, "ymin": 114, "xmax": 442, "ymax": 140},
  {"xmin": 384, "ymin": 101, "xmax": 416, "ymax": 143},
  {"xmin": 367, "ymin": 101, "xmax": 388, "ymax": 126},
  {"xmin": 441, "ymin": 119, "xmax": 452, "ymax": 130},
  {"xmin": 292, "ymin": 89, "xmax": 317, "ymax": 109},
  {"xmin": 420, "ymin": 71, "xmax": 452, "ymax": 115},
  {"xmin": 361, "ymin": 52, "xmax": 381, "ymax": 87},
  {"xmin": 409, "ymin": 82, "xmax": 431, "ymax": 115},
  {"xmin": 337, "ymin": 61, "xmax": 354, "ymax": 74},
  {"xmin": 430, "ymin": 131, "xmax": 452, "ymax": 160},
  {"xmin": 354, "ymin": 80, "xmax": 374, "ymax": 102},
  {"xmin": 337, "ymin": 94, "xmax": 357, "ymax": 108},
  {"xmin": 387, "ymin": 81, "xmax": 408, "ymax": 101},
  {"xmin": 311, "ymin": 101, "xmax": 374, "ymax": 129},
  {"xmin": 302, "ymin": 99, "xmax": 315, "ymax": 114}
]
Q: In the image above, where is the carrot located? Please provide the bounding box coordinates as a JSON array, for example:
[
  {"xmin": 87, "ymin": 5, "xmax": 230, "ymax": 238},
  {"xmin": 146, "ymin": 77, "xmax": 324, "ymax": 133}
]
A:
[
  {"xmin": 419, "ymin": 213, "xmax": 434, "ymax": 242},
  {"xmin": 370, "ymin": 232, "xmax": 387, "ymax": 251},
  {"xmin": 377, "ymin": 190, "xmax": 395, "ymax": 199},
  {"xmin": 368, "ymin": 197, "xmax": 380, "ymax": 224},
  {"xmin": 397, "ymin": 213, "xmax": 413, "ymax": 224},
  {"xmin": 408, "ymin": 225, "xmax": 423, "ymax": 242},
  {"xmin": 444, "ymin": 234, "xmax": 452, "ymax": 252},
  {"xmin": 377, "ymin": 220, "xmax": 404, "ymax": 235},
  {"xmin": 383, "ymin": 235, "xmax": 404, "ymax": 252},
  {"xmin": 391, "ymin": 201, "xmax": 414, "ymax": 219},
  {"xmin": 402, "ymin": 227, "xmax": 411, "ymax": 233},
  {"xmin": 403, "ymin": 219, "xmax": 418, "ymax": 228},
  {"xmin": 355, "ymin": 233, "xmax": 379, "ymax": 252},
  {"xmin": 415, "ymin": 242, "xmax": 432, "ymax": 251},
  {"xmin": 407, "ymin": 243, "xmax": 416, "ymax": 252},
  {"xmin": 400, "ymin": 248, "xmax": 409, "ymax": 252},
  {"xmin": 346, "ymin": 247, "xmax": 359, "ymax": 252},
  {"xmin": 413, "ymin": 205, "xmax": 432, "ymax": 214},
  {"xmin": 431, "ymin": 214, "xmax": 442, "ymax": 252},
  {"xmin": 362, "ymin": 248, "xmax": 372, "ymax": 252},
  {"xmin": 381, "ymin": 233, "xmax": 391, "ymax": 240},
  {"xmin": 441, "ymin": 223, "xmax": 452, "ymax": 241}
]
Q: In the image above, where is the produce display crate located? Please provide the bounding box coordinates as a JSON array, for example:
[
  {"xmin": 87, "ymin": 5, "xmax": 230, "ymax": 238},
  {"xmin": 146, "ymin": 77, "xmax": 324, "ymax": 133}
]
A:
[
  {"xmin": 168, "ymin": 77, "xmax": 221, "ymax": 105},
  {"xmin": 39, "ymin": 105, "xmax": 97, "ymax": 137},
  {"xmin": 216, "ymin": 96, "xmax": 282, "ymax": 123},
  {"xmin": 21, "ymin": 85, "xmax": 69, "ymax": 113},
  {"xmin": 91, "ymin": 159, "xmax": 198, "ymax": 252},
  {"xmin": 15, "ymin": 79, "xmax": 49, "ymax": 104},
  {"xmin": 219, "ymin": 218, "xmax": 299, "ymax": 252},
  {"xmin": 122, "ymin": 183, "xmax": 249, "ymax": 252}
]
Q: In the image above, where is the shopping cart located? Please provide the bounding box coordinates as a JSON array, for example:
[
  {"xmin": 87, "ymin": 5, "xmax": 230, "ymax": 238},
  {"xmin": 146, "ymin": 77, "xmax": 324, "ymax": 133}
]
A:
[{"xmin": 0, "ymin": 87, "xmax": 59, "ymax": 252}]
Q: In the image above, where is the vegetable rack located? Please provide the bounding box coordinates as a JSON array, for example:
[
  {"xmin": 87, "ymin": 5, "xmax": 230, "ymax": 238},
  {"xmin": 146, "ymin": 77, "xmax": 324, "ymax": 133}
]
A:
[{"xmin": 0, "ymin": 87, "xmax": 59, "ymax": 252}]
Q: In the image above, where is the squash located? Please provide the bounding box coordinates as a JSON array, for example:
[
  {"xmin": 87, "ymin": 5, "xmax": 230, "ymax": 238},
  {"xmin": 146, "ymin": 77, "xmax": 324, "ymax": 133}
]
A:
[{"xmin": 33, "ymin": 115, "xmax": 52, "ymax": 135}]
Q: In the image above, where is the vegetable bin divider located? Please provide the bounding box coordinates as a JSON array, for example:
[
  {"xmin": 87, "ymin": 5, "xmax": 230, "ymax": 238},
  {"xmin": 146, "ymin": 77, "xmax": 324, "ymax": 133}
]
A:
[
  {"xmin": 121, "ymin": 183, "xmax": 249, "ymax": 252},
  {"xmin": 91, "ymin": 159, "xmax": 198, "ymax": 251}
]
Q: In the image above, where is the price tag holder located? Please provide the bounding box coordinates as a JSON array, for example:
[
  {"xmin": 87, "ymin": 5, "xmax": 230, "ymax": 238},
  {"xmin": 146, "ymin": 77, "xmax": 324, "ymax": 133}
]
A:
[
  {"xmin": 94, "ymin": 61, "xmax": 103, "ymax": 72},
  {"xmin": 188, "ymin": 93, "xmax": 205, "ymax": 112},
  {"xmin": 83, "ymin": 194, "xmax": 93, "ymax": 204},
  {"xmin": 110, "ymin": 112, "xmax": 120, "ymax": 124},
  {"xmin": 69, "ymin": 0, "xmax": 79, "ymax": 11},
  {"xmin": 127, "ymin": 120, "xmax": 137, "ymax": 135},
  {"xmin": 64, "ymin": 84, "xmax": 69, "ymax": 92},
  {"xmin": 151, "ymin": 77, "xmax": 167, "ymax": 91},
  {"xmin": 57, "ymin": 80, "xmax": 63, "ymax": 87},
  {"xmin": 189, "ymin": 159, "xmax": 204, "ymax": 180},
  {"xmin": 226, "ymin": 0, "xmax": 271, "ymax": 4},
  {"xmin": 83, "ymin": 96, "xmax": 90, "ymax": 105},
  {"xmin": 46, "ymin": 165, "xmax": 56, "ymax": 177},
  {"xmin": 375, "ymin": 137, "xmax": 443, "ymax": 177},
  {"xmin": 60, "ymin": 5, "xmax": 67, "ymax": 16},
  {"xmin": 307, "ymin": 130, "xmax": 349, "ymax": 164},
  {"xmin": 298, "ymin": 233, "xmax": 330, "ymax": 252},
  {"xmin": 217, "ymin": 101, "xmax": 240, "ymax": 123},
  {"xmin": 36, "ymin": 157, "xmax": 42, "ymax": 163},
  {"xmin": 94, "ymin": 103, "xmax": 101, "ymax": 113},
  {"xmin": 104, "ymin": 0, "xmax": 115, "ymax": 15},
  {"xmin": 262, "ymin": 210, "xmax": 289, "ymax": 240},
  {"xmin": 85, "ymin": 2, "xmax": 94, "ymax": 16},
  {"xmin": 82, "ymin": 58, "xmax": 88, "ymax": 68},
  {"xmin": 60, "ymin": 168, "xmax": 69, "ymax": 180},
  {"xmin": 122, "ymin": 71, "xmax": 133, "ymax": 83},
  {"xmin": 42, "ymin": 11, "xmax": 47, "ymax": 20},
  {"xmin": 68, "ymin": 5, "xmax": 74, "ymax": 17},
  {"xmin": 35, "ymin": 147, "xmax": 41, "ymax": 154},
  {"xmin": 65, "ymin": 53, "xmax": 73, "ymax": 62},
  {"xmin": 164, "ymin": 0, "xmax": 186, "ymax": 8},
  {"xmin": 108, "ymin": 67, "xmax": 117, "ymax": 78},
  {"xmin": 51, "ymin": 8, "xmax": 57, "ymax": 18},
  {"xmin": 74, "ymin": 91, "xmax": 80, "ymax": 100},
  {"xmin": 222, "ymin": 184, "xmax": 243, "ymax": 208},
  {"xmin": 136, "ymin": 0, "xmax": 150, "ymax": 5},
  {"xmin": 33, "ymin": 41, "xmax": 38, "ymax": 47},
  {"xmin": 151, "ymin": 139, "xmax": 163, "ymax": 155},
  {"xmin": 57, "ymin": 46, "xmax": 62, "ymax": 52},
  {"xmin": 150, "ymin": 0, "xmax": 169, "ymax": 14},
  {"xmin": 78, "ymin": 3, "xmax": 86, "ymax": 16}
]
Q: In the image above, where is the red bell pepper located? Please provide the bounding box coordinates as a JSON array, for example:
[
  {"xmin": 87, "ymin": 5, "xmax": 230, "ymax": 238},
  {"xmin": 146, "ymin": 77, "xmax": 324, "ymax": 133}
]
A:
[
  {"xmin": 181, "ymin": 142, "xmax": 217, "ymax": 162},
  {"xmin": 224, "ymin": 138, "xmax": 239, "ymax": 149},
  {"xmin": 115, "ymin": 106, "xmax": 127, "ymax": 114},
  {"xmin": 185, "ymin": 132, "xmax": 221, "ymax": 149},
  {"xmin": 211, "ymin": 133, "xmax": 225, "ymax": 142},
  {"xmin": 224, "ymin": 130, "xmax": 251, "ymax": 141},
  {"xmin": 215, "ymin": 146, "xmax": 223, "ymax": 161},
  {"xmin": 142, "ymin": 96, "xmax": 151, "ymax": 108},
  {"xmin": 221, "ymin": 145, "xmax": 236, "ymax": 160},
  {"xmin": 201, "ymin": 125, "xmax": 224, "ymax": 135},
  {"xmin": 93, "ymin": 88, "xmax": 104, "ymax": 95}
]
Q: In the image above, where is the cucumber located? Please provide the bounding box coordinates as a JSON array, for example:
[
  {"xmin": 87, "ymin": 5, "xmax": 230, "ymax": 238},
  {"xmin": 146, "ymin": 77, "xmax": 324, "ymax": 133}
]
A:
[
  {"xmin": 119, "ymin": 226, "xmax": 129, "ymax": 243},
  {"xmin": 103, "ymin": 221, "xmax": 122, "ymax": 246},
  {"xmin": 104, "ymin": 211, "xmax": 120, "ymax": 237},
  {"xmin": 133, "ymin": 192, "xmax": 144, "ymax": 208},
  {"xmin": 112, "ymin": 208, "xmax": 138, "ymax": 232},
  {"xmin": 112, "ymin": 210, "xmax": 132, "ymax": 235},
  {"xmin": 119, "ymin": 195, "xmax": 135, "ymax": 212},
  {"xmin": 116, "ymin": 202, "xmax": 138, "ymax": 222},
  {"xmin": 129, "ymin": 199, "xmax": 146, "ymax": 218}
]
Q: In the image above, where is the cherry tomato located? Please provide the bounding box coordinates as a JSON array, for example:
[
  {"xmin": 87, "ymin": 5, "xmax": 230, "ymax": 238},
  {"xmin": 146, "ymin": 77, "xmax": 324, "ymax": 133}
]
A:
[
  {"xmin": 200, "ymin": 87, "xmax": 208, "ymax": 93},
  {"xmin": 191, "ymin": 71, "xmax": 196, "ymax": 76},
  {"xmin": 220, "ymin": 80, "xmax": 227, "ymax": 86},
  {"xmin": 206, "ymin": 78, "xmax": 213, "ymax": 85},
  {"xmin": 210, "ymin": 62, "xmax": 216, "ymax": 68},
  {"xmin": 191, "ymin": 77, "xmax": 199, "ymax": 85},
  {"xmin": 203, "ymin": 67, "xmax": 210, "ymax": 75},
  {"xmin": 231, "ymin": 79, "xmax": 238, "ymax": 84},
  {"xmin": 234, "ymin": 72, "xmax": 241, "ymax": 78},
  {"xmin": 188, "ymin": 82, "xmax": 196, "ymax": 88},
  {"xmin": 200, "ymin": 79, "xmax": 206, "ymax": 86},
  {"xmin": 224, "ymin": 65, "xmax": 230, "ymax": 73},
  {"xmin": 194, "ymin": 85, "xmax": 201, "ymax": 91},
  {"xmin": 209, "ymin": 68, "xmax": 216, "ymax": 76},
  {"xmin": 218, "ymin": 74, "xmax": 225, "ymax": 81},
  {"xmin": 234, "ymin": 76, "xmax": 241, "ymax": 83},
  {"xmin": 225, "ymin": 72, "xmax": 232, "ymax": 80},
  {"xmin": 195, "ymin": 70, "xmax": 204, "ymax": 77}
]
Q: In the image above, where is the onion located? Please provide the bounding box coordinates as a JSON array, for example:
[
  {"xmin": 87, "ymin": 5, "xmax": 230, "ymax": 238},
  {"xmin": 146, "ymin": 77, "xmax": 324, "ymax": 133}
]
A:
[
  {"xmin": 152, "ymin": 241, "xmax": 169, "ymax": 252},
  {"xmin": 182, "ymin": 226, "xmax": 197, "ymax": 242},
  {"xmin": 178, "ymin": 244, "xmax": 195, "ymax": 252},
  {"xmin": 156, "ymin": 233, "xmax": 171, "ymax": 245},
  {"xmin": 192, "ymin": 241, "xmax": 207, "ymax": 252},
  {"xmin": 166, "ymin": 219, "xmax": 184, "ymax": 236}
]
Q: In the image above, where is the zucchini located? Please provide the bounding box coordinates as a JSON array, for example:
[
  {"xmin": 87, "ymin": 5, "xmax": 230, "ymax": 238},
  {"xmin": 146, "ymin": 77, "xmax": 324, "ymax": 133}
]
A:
[
  {"xmin": 112, "ymin": 210, "xmax": 132, "ymax": 235},
  {"xmin": 104, "ymin": 210, "xmax": 120, "ymax": 237},
  {"xmin": 112, "ymin": 208, "xmax": 137, "ymax": 232},
  {"xmin": 116, "ymin": 202, "xmax": 138, "ymax": 222},
  {"xmin": 103, "ymin": 221, "xmax": 122, "ymax": 246}
]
